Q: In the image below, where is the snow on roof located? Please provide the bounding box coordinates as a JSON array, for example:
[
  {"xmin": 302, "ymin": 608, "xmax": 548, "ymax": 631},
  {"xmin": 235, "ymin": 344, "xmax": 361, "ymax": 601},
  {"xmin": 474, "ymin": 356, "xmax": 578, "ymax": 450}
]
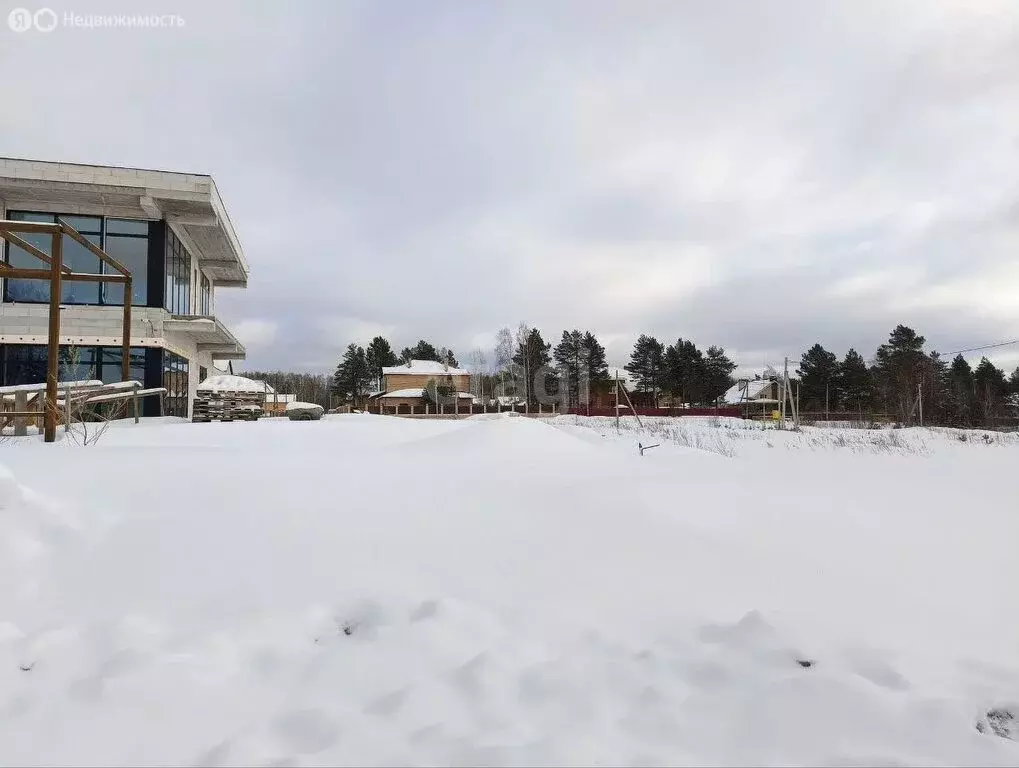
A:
[
  {"xmin": 197, "ymin": 374, "xmax": 268, "ymax": 394},
  {"xmin": 379, "ymin": 388, "xmax": 426, "ymax": 399},
  {"xmin": 379, "ymin": 388, "xmax": 473, "ymax": 399},
  {"xmin": 723, "ymin": 378, "xmax": 772, "ymax": 404},
  {"xmin": 381, "ymin": 359, "xmax": 470, "ymax": 377}
]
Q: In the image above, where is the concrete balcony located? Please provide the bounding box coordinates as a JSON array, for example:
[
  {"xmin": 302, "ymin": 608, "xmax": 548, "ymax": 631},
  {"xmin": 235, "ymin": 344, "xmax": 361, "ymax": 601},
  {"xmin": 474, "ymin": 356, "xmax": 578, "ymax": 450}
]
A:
[{"xmin": 164, "ymin": 314, "xmax": 246, "ymax": 360}]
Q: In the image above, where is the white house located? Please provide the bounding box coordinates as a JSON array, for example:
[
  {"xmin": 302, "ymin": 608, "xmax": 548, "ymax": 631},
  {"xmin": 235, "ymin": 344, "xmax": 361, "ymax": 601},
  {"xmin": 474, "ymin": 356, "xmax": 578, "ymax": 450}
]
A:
[{"xmin": 0, "ymin": 158, "xmax": 249, "ymax": 418}]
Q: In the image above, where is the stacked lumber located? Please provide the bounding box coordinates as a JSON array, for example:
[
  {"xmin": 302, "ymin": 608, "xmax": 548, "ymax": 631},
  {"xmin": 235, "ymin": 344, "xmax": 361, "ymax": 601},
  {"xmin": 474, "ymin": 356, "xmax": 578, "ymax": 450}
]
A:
[{"xmin": 192, "ymin": 389, "xmax": 263, "ymax": 423}]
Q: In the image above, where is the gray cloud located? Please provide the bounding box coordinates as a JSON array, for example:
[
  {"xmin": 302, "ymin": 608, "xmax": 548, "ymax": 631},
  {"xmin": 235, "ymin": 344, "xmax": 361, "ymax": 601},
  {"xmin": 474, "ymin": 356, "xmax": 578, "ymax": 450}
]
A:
[{"xmin": 2, "ymin": 0, "xmax": 1017, "ymax": 374}]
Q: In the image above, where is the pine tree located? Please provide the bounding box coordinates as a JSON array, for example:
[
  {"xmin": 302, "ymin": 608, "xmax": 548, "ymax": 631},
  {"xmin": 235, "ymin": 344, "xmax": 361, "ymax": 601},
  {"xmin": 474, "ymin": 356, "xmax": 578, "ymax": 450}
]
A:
[
  {"xmin": 946, "ymin": 354, "xmax": 974, "ymax": 426},
  {"xmin": 797, "ymin": 343, "xmax": 839, "ymax": 413},
  {"xmin": 332, "ymin": 344, "xmax": 371, "ymax": 406},
  {"xmin": 872, "ymin": 325, "xmax": 927, "ymax": 422},
  {"xmin": 365, "ymin": 336, "xmax": 399, "ymax": 391},
  {"xmin": 703, "ymin": 346, "xmax": 736, "ymax": 405},
  {"xmin": 553, "ymin": 330, "xmax": 586, "ymax": 407},
  {"xmin": 921, "ymin": 351, "xmax": 950, "ymax": 426},
  {"xmin": 836, "ymin": 348, "xmax": 871, "ymax": 413},
  {"xmin": 973, "ymin": 357, "xmax": 1008, "ymax": 426},
  {"xmin": 437, "ymin": 347, "xmax": 459, "ymax": 368},
  {"xmin": 624, "ymin": 335, "xmax": 665, "ymax": 405},
  {"xmin": 512, "ymin": 328, "xmax": 552, "ymax": 406},
  {"xmin": 581, "ymin": 332, "xmax": 609, "ymax": 384},
  {"xmin": 662, "ymin": 338, "xmax": 705, "ymax": 405},
  {"xmin": 1010, "ymin": 366, "xmax": 1019, "ymax": 395},
  {"xmin": 423, "ymin": 374, "xmax": 456, "ymax": 407},
  {"xmin": 399, "ymin": 340, "xmax": 441, "ymax": 363}
]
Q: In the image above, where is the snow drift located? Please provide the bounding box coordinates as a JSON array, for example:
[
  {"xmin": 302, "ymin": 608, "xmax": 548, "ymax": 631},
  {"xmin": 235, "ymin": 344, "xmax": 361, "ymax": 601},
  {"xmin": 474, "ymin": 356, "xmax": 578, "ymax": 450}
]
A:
[{"xmin": 0, "ymin": 415, "xmax": 1016, "ymax": 765}]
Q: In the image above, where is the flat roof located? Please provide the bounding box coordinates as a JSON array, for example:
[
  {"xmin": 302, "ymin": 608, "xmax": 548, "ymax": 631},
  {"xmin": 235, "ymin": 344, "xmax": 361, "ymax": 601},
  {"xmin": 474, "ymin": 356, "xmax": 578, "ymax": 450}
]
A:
[{"xmin": 0, "ymin": 157, "xmax": 248, "ymax": 287}]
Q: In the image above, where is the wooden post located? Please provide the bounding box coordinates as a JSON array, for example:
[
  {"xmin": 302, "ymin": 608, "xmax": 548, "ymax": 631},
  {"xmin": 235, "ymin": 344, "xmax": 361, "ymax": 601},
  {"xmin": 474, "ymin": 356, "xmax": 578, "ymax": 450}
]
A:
[
  {"xmin": 64, "ymin": 385, "xmax": 71, "ymax": 432},
  {"xmin": 780, "ymin": 358, "xmax": 788, "ymax": 426},
  {"xmin": 133, "ymin": 384, "xmax": 140, "ymax": 424},
  {"xmin": 159, "ymin": 391, "xmax": 165, "ymax": 417},
  {"xmin": 122, "ymin": 279, "xmax": 132, "ymax": 383},
  {"xmin": 44, "ymin": 231, "xmax": 62, "ymax": 443},
  {"xmin": 14, "ymin": 391, "xmax": 27, "ymax": 437}
]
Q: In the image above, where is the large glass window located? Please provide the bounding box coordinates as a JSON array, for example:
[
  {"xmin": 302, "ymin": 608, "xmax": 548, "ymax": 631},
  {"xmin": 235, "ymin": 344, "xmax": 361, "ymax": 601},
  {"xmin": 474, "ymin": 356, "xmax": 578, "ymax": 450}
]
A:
[
  {"xmin": 101, "ymin": 347, "xmax": 146, "ymax": 384},
  {"xmin": 2, "ymin": 345, "xmax": 47, "ymax": 386},
  {"xmin": 59, "ymin": 346, "xmax": 98, "ymax": 381},
  {"xmin": 5, "ymin": 212, "xmax": 57, "ymax": 302},
  {"xmin": 103, "ymin": 218, "xmax": 149, "ymax": 306},
  {"xmin": 162, "ymin": 350, "xmax": 190, "ymax": 417},
  {"xmin": 60, "ymin": 216, "xmax": 102, "ymax": 305},
  {"xmin": 3, "ymin": 212, "xmax": 150, "ymax": 306},
  {"xmin": 164, "ymin": 228, "xmax": 191, "ymax": 315},
  {"xmin": 0, "ymin": 344, "xmax": 147, "ymax": 387}
]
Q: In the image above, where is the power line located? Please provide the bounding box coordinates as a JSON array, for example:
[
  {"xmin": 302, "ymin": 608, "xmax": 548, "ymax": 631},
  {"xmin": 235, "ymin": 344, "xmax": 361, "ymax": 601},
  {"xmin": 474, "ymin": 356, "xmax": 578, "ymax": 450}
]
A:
[{"xmin": 935, "ymin": 339, "xmax": 1019, "ymax": 358}]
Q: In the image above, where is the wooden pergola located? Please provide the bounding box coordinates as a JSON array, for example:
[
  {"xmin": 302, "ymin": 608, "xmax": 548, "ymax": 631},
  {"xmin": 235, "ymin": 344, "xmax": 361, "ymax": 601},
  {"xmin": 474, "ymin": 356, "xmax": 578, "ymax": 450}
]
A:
[{"xmin": 0, "ymin": 218, "xmax": 133, "ymax": 442}]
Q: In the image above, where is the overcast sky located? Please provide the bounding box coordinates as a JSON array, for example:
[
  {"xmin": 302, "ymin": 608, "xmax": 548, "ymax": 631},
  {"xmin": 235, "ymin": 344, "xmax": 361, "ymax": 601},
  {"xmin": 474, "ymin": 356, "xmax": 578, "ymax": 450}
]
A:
[{"xmin": 2, "ymin": 0, "xmax": 1017, "ymax": 375}]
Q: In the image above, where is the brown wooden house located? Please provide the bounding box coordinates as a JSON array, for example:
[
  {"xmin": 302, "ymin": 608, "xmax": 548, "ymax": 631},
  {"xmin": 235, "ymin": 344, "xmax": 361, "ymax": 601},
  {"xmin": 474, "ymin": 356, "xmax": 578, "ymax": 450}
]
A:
[{"xmin": 370, "ymin": 359, "xmax": 474, "ymax": 414}]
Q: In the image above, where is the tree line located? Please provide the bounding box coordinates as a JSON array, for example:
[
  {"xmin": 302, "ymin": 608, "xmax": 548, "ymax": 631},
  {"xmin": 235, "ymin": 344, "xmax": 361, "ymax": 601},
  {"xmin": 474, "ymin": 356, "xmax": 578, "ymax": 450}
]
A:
[
  {"xmin": 235, "ymin": 370, "xmax": 331, "ymax": 407},
  {"xmin": 623, "ymin": 334, "xmax": 737, "ymax": 407},
  {"xmin": 329, "ymin": 325, "xmax": 738, "ymax": 409},
  {"xmin": 795, "ymin": 324, "xmax": 1019, "ymax": 427},
  {"xmin": 323, "ymin": 322, "xmax": 1019, "ymax": 426}
]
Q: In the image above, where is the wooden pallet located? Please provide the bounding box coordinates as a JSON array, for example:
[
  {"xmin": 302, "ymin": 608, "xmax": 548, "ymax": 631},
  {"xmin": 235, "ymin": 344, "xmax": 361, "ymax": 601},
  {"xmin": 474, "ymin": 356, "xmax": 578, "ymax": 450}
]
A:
[{"xmin": 192, "ymin": 389, "xmax": 263, "ymax": 423}]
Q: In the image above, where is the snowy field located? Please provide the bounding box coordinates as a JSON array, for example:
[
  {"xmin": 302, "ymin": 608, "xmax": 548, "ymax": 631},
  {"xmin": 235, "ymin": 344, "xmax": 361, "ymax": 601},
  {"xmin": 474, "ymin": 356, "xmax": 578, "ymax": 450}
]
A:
[{"xmin": 1, "ymin": 413, "xmax": 1017, "ymax": 766}]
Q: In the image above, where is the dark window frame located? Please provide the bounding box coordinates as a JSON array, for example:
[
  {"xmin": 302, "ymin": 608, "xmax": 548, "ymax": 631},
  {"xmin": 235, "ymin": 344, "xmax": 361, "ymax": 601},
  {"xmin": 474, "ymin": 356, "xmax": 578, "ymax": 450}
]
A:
[
  {"xmin": 0, "ymin": 343, "xmax": 147, "ymax": 387},
  {"xmin": 162, "ymin": 349, "xmax": 190, "ymax": 418},
  {"xmin": 163, "ymin": 227, "xmax": 192, "ymax": 315},
  {"xmin": 2, "ymin": 210, "xmax": 152, "ymax": 307}
]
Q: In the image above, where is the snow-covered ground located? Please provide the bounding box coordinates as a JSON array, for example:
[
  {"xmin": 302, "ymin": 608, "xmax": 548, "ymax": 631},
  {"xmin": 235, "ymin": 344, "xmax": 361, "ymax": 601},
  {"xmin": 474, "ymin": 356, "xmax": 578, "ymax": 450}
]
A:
[{"xmin": 1, "ymin": 414, "xmax": 1017, "ymax": 765}]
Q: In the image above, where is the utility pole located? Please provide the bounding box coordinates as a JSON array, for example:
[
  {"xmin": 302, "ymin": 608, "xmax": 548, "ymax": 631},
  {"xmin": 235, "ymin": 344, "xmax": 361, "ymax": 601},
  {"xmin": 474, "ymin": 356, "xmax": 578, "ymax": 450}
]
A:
[
  {"xmin": 611, "ymin": 368, "xmax": 619, "ymax": 431},
  {"xmin": 918, "ymin": 383, "xmax": 923, "ymax": 427},
  {"xmin": 781, "ymin": 357, "xmax": 788, "ymax": 427}
]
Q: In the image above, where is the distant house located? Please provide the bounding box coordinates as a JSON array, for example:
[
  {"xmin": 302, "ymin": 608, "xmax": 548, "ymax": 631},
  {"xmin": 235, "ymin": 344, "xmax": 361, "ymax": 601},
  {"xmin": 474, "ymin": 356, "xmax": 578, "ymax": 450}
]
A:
[
  {"xmin": 250, "ymin": 380, "xmax": 297, "ymax": 416},
  {"xmin": 370, "ymin": 359, "xmax": 474, "ymax": 414},
  {"xmin": 724, "ymin": 376, "xmax": 781, "ymax": 414}
]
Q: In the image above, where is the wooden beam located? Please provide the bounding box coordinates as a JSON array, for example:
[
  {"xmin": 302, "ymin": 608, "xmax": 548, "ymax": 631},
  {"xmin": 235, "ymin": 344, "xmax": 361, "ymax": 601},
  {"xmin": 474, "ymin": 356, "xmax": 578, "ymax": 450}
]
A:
[
  {"xmin": 0, "ymin": 266, "xmax": 127, "ymax": 283},
  {"xmin": 0, "ymin": 230, "xmax": 71, "ymax": 273},
  {"xmin": 56, "ymin": 219, "xmax": 131, "ymax": 277},
  {"xmin": 122, "ymin": 279, "xmax": 131, "ymax": 382},
  {"xmin": 44, "ymin": 232, "xmax": 61, "ymax": 443},
  {"xmin": 0, "ymin": 220, "xmax": 61, "ymax": 235}
]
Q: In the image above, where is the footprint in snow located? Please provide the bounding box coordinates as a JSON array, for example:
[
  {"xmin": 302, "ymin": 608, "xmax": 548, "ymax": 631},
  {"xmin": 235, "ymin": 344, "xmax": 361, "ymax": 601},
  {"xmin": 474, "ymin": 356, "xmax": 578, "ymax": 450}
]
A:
[{"xmin": 273, "ymin": 708, "xmax": 340, "ymax": 756}]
